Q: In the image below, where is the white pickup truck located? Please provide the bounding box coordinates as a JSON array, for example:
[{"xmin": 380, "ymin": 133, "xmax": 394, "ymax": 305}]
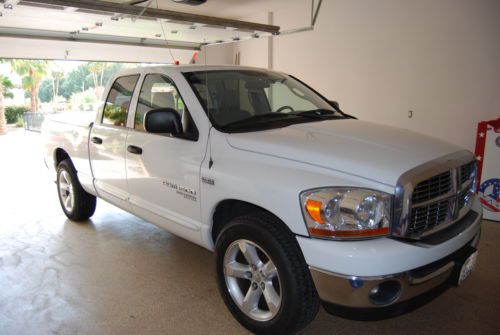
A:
[{"xmin": 42, "ymin": 65, "xmax": 482, "ymax": 334}]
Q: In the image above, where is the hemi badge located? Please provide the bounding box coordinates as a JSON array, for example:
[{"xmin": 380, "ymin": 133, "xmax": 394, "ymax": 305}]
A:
[{"xmin": 202, "ymin": 177, "xmax": 215, "ymax": 185}]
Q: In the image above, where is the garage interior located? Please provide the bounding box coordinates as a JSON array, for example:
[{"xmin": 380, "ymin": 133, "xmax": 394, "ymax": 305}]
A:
[{"xmin": 0, "ymin": 0, "xmax": 499, "ymax": 334}]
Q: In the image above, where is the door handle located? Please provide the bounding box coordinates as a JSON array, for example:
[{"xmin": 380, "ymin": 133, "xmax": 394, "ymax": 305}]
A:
[
  {"xmin": 127, "ymin": 145, "xmax": 143, "ymax": 155},
  {"xmin": 91, "ymin": 136, "xmax": 103, "ymax": 145}
]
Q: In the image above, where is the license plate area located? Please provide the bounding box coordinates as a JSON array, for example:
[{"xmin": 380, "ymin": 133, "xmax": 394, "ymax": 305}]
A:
[{"xmin": 451, "ymin": 248, "xmax": 478, "ymax": 286}]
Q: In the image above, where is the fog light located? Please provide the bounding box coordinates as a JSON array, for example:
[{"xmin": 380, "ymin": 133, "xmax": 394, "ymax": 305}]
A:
[
  {"xmin": 369, "ymin": 280, "xmax": 402, "ymax": 305},
  {"xmin": 349, "ymin": 277, "xmax": 364, "ymax": 289}
]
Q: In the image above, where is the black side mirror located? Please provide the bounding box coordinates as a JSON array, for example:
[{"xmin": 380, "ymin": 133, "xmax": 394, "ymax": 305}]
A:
[
  {"xmin": 145, "ymin": 108, "xmax": 182, "ymax": 135},
  {"xmin": 328, "ymin": 100, "xmax": 357, "ymax": 119},
  {"xmin": 329, "ymin": 100, "xmax": 340, "ymax": 110}
]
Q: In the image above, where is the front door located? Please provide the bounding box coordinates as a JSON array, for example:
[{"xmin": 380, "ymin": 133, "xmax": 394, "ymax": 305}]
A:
[{"xmin": 125, "ymin": 73, "xmax": 205, "ymax": 235}]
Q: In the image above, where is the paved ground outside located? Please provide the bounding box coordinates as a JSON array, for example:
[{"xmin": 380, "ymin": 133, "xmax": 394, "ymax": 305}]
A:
[{"xmin": 0, "ymin": 127, "xmax": 499, "ymax": 334}]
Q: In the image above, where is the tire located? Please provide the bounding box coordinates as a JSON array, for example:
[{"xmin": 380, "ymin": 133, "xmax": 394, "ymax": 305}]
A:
[
  {"xmin": 56, "ymin": 159, "xmax": 96, "ymax": 221},
  {"xmin": 215, "ymin": 213, "xmax": 320, "ymax": 334}
]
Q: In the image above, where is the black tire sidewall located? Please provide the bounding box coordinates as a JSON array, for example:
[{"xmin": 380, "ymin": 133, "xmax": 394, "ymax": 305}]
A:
[
  {"xmin": 215, "ymin": 216, "xmax": 310, "ymax": 334},
  {"xmin": 56, "ymin": 159, "xmax": 96, "ymax": 221},
  {"xmin": 57, "ymin": 160, "xmax": 78, "ymax": 219}
]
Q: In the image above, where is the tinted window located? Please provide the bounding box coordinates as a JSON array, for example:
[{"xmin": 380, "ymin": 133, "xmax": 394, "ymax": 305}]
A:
[
  {"xmin": 135, "ymin": 74, "xmax": 197, "ymax": 139},
  {"xmin": 102, "ymin": 75, "xmax": 139, "ymax": 127}
]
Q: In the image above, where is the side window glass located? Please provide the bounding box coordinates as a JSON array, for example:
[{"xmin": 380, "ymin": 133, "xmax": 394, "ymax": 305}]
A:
[
  {"xmin": 135, "ymin": 74, "xmax": 198, "ymax": 140},
  {"xmin": 102, "ymin": 75, "xmax": 139, "ymax": 127}
]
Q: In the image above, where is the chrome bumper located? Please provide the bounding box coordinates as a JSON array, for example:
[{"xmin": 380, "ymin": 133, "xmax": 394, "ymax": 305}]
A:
[{"xmin": 310, "ymin": 220, "xmax": 481, "ymax": 308}]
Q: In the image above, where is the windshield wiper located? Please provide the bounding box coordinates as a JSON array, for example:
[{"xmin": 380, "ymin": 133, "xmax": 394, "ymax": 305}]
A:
[
  {"xmin": 221, "ymin": 113, "xmax": 302, "ymax": 128},
  {"xmin": 290, "ymin": 109, "xmax": 347, "ymax": 120},
  {"xmin": 220, "ymin": 110, "xmax": 346, "ymax": 132},
  {"xmin": 292, "ymin": 109, "xmax": 337, "ymax": 117}
]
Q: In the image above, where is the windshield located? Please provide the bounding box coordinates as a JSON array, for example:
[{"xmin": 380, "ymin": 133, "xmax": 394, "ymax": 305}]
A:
[{"xmin": 183, "ymin": 70, "xmax": 345, "ymax": 132}]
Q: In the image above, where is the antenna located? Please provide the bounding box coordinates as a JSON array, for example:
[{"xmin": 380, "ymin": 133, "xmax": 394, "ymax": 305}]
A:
[
  {"xmin": 204, "ymin": 40, "xmax": 214, "ymax": 169},
  {"xmin": 155, "ymin": 0, "xmax": 177, "ymax": 64}
]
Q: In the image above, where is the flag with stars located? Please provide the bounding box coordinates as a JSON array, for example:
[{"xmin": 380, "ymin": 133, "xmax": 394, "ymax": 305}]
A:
[{"xmin": 475, "ymin": 118, "xmax": 500, "ymax": 221}]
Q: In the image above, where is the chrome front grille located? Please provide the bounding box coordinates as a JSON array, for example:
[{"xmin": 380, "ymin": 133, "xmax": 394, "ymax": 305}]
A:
[
  {"xmin": 460, "ymin": 162, "xmax": 475, "ymax": 185},
  {"xmin": 393, "ymin": 151, "xmax": 477, "ymax": 239},
  {"xmin": 458, "ymin": 188, "xmax": 472, "ymax": 210},
  {"xmin": 411, "ymin": 171, "xmax": 452, "ymax": 204},
  {"xmin": 408, "ymin": 199, "xmax": 449, "ymax": 235}
]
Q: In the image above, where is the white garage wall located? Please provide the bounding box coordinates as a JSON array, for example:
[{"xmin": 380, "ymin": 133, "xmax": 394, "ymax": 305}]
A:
[
  {"xmin": 0, "ymin": 36, "xmax": 195, "ymax": 64},
  {"xmin": 219, "ymin": 0, "xmax": 500, "ymax": 151},
  {"xmin": 198, "ymin": 43, "xmax": 236, "ymax": 65}
]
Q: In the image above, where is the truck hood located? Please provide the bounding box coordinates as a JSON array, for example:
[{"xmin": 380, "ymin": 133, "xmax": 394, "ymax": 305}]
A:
[{"xmin": 226, "ymin": 120, "xmax": 464, "ymax": 186}]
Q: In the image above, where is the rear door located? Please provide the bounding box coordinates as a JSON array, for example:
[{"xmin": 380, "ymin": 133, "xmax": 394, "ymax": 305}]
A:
[
  {"xmin": 125, "ymin": 72, "xmax": 205, "ymax": 235},
  {"xmin": 89, "ymin": 74, "xmax": 140, "ymax": 210}
]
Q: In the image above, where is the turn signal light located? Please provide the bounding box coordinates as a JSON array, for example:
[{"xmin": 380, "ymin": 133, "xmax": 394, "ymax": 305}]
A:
[{"xmin": 305, "ymin": 199, "xmax": 324, "ymax": 224}]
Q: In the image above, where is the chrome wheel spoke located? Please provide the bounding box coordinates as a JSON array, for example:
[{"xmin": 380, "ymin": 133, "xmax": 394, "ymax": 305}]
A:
[
  {"xmin": 238, "ymin": 241, "xmax": 262, "ymax": 267},
  {"xmin": 223, "ymin": 239, "xmax": 282, "ymax": 322},
  {"xmin": 59, "ymin": 170, "xmax": 74, "ymax": 212},
  {"xmin": 261, "ymin": 261, "xmax": 278, "ymax": 279},
  {"xmin": 61, "ymin": 171, "xmax": 70, "ymax": 185},
  {"xmin": 64, "ymin": 194, "xmax": 72, "ymax": 208},
  {"xmin": 225, "ymin": 262, "xmax": 251, "ymax": 279},
  {"xmin": 241, "ymin": 285, "xmax": 262, "ymax": 314},
  {"xmin": 263, "ymin": 282, "xmax": 280, "ymax": 314},
  {"xmin": 59, "ymin": 183, "xmax": 70, "ymax": 191}
]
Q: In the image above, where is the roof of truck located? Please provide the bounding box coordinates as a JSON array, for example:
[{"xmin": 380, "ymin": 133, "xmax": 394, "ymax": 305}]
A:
[
  {"xmin": 156, "ymin": 64, "xmax": 268, "ymax": 71},
  {"xmin": 115, "ymin": 64, "xmax": 277, "ymax": 76}
]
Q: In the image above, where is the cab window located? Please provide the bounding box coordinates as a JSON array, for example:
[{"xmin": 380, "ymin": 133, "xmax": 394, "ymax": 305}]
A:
[
  {"xmin": 135, "ymin": 74, "xmax": 198, "ymax": 140},
  {"xmin": 102, "ymin": 75, "xmax": 139, "ymax": 127}
]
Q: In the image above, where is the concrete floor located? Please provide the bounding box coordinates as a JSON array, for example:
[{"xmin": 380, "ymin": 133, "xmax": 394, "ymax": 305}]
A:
[{"xmin": 0, "ymin": 127, "xmax": 499, "ymax": 335}]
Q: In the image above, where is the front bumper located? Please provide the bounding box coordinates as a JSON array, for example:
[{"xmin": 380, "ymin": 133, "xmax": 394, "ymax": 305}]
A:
[
  {"xmin": 298, "ymin": 203, "xmax": 482, "ymax": 310},
  {"xmin": 310, "ymin": 229, "xmax": 480, "ymax": 309}
]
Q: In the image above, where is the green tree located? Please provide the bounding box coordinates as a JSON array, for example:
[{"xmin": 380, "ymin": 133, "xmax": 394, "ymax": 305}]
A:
[
  {"xmin": 39, "ymin": 66, "xmax": 64, "ymax": 103},
  {"xmin": 58, "ymin": 64, "xmax": 93, "ymax": 100},
  {"xmin": 39, "ymin": 79, "xmax": 53, "ymax": 103},
  {"xmin": 0, "ymin": 75, "xmax": 14, "ymax": 134},
  {"xmin": 87, "ymin": 62, "xmax": 105, "ymax": 99},
  {"xmin": 10, "ymin": 60, "xmax": 49, "ymax": 112},
  {"xmin": 51, "ymin": 66, "xmax": 64, "ymax": 100},
  {"xmin": 58, "ymin": 62, "xmax": 126, "ymax": 101}
]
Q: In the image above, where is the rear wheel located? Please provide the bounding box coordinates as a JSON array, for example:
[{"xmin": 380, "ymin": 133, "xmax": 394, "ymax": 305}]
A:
[
  {"xmin": 57, "ymin": 159, "xmax": 96, "ymax": 221},
  {"xmin": 215, "ymin": 213, "xmax": 319, "ymax": 334}
]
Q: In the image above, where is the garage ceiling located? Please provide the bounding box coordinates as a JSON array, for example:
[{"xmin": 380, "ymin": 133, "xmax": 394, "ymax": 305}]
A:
[{"xmin": 0, "ymin": 0, "xmax": 305, "ymax": 50}]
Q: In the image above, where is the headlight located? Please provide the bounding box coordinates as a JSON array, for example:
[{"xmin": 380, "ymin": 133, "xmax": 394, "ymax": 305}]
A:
[{"xmin": 300, "ymin": 188, "xmax": 392, "ymax": 239}]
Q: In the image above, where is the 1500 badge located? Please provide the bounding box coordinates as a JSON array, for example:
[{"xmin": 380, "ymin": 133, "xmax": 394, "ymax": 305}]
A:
[{"xmin": 162, "ymin": 180, "xmax": 197, "ymax": 202}]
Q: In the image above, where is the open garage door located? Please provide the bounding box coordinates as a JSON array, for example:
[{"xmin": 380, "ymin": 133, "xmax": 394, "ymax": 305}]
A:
[{"xmin": 0, "ymin": 0, "xmax": 280, "ymax": 62}]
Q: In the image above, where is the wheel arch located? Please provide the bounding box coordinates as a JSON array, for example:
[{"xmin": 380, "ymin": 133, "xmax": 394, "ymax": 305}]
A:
[
  {"xmin": 54, "ymin": 148, "xmax": 71, "ymax": 168},
  {"xmin": 211, "ymin": 199, "xmax": 295, "ymax": 245}
]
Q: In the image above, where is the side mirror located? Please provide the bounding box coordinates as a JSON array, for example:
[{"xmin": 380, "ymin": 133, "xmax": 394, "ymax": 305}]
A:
[
  {"xmin": 144, "ymin": 108, "xmax": 182, "ymax": 135},
  {"xmin": 328, "ymin": 100, "xmax": 357, "ymax": 119},
  {"xmin": 329, "ymin": 100, "xmax": 340, "ymax": 110}
]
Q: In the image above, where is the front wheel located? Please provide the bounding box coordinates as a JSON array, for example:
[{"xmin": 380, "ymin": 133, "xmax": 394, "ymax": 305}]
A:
[
  {"xmin": 57, "ymin": 159, "xmax": 96, "ymax": 221},
  {"xmin": 215, "ymin": 213, "xmax": 319, "ymax": 334}
]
